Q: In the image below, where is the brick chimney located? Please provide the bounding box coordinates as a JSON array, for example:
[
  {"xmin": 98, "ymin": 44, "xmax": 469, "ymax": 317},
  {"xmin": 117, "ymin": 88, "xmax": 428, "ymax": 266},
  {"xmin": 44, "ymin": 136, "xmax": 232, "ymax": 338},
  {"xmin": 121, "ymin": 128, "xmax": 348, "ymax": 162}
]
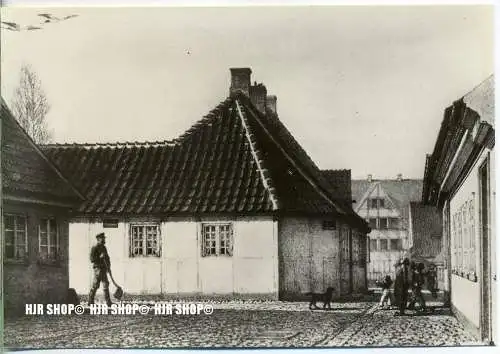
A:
[
  {"xmin": 250, "ymin": 82, "xmax": 267, "ymax": 114},
  {"xmin": 266, "ymin": 95, "xmax": 277, "ymax": 115},
  {"xmin": 230, "ymin": 68, "xmax": 252, "ymax": 96}
]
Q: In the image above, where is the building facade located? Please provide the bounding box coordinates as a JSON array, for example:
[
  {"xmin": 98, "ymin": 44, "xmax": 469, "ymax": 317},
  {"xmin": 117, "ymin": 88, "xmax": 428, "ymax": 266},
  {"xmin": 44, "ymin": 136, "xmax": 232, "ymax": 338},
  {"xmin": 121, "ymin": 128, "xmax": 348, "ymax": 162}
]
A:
[
  {"xmin": 352, "ymin": 177, "xmax": 422, "ymax": 285},
  {"xmin": 1, "ymin": 98, "xmax": 83, "ymax": 316},
  {"xmin": 42, "ymin": 68, "xmax": 370, "ymax": 301},
  {"xmin": 422, "ymin": 75, "xmax": 495, "ymax": 343}
]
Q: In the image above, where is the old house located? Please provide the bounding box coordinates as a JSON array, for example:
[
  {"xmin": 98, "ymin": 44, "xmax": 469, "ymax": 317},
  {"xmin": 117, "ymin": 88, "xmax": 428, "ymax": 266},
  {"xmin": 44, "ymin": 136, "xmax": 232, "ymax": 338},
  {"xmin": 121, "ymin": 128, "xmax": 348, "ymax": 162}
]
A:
[
  {"xmin": 352, "ymin": 176, "xmax": 422, "ymax": 285},
  {"xmin": 41, "ymin": 68, "xmax": 370, "ymax": 301},
  {"xmin": 1, "ymin": 97, "xmax": 84, "ymax": 316},
  {"xmin": 422, "ymin": 75, "xmax": 495, "ymax": 343}
]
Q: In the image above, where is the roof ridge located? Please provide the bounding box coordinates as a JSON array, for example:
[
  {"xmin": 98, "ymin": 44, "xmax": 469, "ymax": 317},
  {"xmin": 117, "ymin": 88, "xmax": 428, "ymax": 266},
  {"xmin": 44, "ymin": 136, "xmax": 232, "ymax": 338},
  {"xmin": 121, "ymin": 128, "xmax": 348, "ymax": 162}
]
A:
[
  {"xmin": 40, "ymin": 140, "xmax": 178, "ymax": 149},
  {"xmin": 238, "ymin": 96, "xmax": 347, "ymax": 216},
  {"xmin": 234, "ymin": 99, "xmax": 279, "ymax": 211}
]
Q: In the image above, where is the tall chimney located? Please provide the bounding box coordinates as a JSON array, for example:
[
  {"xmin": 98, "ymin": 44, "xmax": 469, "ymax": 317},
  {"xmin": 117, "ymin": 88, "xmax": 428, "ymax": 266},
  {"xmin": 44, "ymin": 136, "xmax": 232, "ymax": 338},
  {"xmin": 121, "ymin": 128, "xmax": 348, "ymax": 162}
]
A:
[
  {"xmin": 367, "ymin": 174, "xmax": 372, "ymax": 183},
  {"xmin": 230, "ymin": 68, "xmax": 252, "ymax": 96},
  {"xmin": 250, "ymin": 83, "xmax": 267, "ymax": 114},
  {"xmin": 266, "ymin": 95, "xmax": 277, "ymax": 115}
]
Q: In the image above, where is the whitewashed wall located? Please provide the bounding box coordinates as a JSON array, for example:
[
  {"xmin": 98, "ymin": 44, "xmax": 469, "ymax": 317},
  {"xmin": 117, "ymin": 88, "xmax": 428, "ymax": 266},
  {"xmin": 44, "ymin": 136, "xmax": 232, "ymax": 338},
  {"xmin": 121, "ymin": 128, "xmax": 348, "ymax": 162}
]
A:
[
  {"xmin": 69, "ymin": 216, "xmax": 278, "ymax": 297},
  {"xmin": 449, "ymin": 148, "xmax": 496, "ymax": 332}
]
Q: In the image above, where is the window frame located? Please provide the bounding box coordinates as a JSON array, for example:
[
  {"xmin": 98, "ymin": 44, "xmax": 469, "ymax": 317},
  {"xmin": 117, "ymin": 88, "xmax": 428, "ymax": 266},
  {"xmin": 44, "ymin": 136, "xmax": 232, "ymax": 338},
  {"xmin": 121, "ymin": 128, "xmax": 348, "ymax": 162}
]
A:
[
  {"xmin": 129, "ymin": 223, "xmax": 161, "ymax": 257},
  {"xmin": 201, "ymin": 222, "xmax": 234, "ymax": 257},
  {"xmin": 3, "ymin": 213, "xmax": 28, "ymax": 261}
]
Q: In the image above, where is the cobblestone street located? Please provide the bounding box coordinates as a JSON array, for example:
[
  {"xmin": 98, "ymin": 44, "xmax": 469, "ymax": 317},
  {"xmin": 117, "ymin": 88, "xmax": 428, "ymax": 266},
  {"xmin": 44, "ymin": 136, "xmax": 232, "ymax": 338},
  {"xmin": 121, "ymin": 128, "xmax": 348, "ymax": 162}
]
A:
[{"xmin": 3, "ymin": 301, "xmax": 483, "ymax": 349}]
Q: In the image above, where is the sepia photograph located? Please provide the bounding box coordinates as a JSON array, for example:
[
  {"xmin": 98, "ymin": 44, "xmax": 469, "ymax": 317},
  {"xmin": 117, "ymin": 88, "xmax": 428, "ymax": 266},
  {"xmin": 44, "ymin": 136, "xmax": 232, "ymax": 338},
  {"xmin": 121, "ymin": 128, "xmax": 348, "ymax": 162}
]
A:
[{"xmin": 0, "ymin": 1, "xmax": 496, "ymax": 350}]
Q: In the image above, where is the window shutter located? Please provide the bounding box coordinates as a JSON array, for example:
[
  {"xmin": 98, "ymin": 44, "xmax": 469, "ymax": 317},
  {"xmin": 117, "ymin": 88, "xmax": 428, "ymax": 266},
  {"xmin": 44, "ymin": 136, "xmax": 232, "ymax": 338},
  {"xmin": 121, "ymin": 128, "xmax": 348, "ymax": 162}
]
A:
[{"xmin": 200, "ymin": 230, "xmax": 206, "ymax": 257}]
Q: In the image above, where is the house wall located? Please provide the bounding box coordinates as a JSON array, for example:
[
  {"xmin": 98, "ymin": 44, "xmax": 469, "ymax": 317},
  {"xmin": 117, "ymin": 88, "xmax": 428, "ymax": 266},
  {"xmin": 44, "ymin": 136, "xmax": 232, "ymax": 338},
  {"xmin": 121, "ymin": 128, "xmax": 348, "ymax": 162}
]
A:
[
  {"xmin": 3, "ymin": 201, "xmax": 70, "ymax": 316},
  {"xmin": 449, "ymin": 148, "xmax": 496, "ymax": 339},
  {"xmin": 278, "ymin": 217, "xmax": 339, "ymax": 299},
  {"xmin": 278, "ymin": 217, "xmax": 366, "ymax": 300},
  {"xmin": 69, "ymin": 216, "xmax": 278, "ymax": 299}
]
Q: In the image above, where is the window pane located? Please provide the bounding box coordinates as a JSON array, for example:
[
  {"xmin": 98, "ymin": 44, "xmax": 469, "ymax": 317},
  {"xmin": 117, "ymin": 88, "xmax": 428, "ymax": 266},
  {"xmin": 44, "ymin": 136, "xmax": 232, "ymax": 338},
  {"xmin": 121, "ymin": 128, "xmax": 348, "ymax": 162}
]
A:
[
  {"xmin": 5, "ymin": 230, "xmax": 14, "ymax": 246},
  {"xmin": 389, "ymin": 218, "xmax": 400, "ymax": 229},
  {"xmin": 40, "ymin": 245, "xmax": 48, "ymax": 258},
  {"xmin": 49, "ymin": 219, "xmax": 57, "ymax": 231},
  {"xmin": 390, "ymin": 239, "xmax": 399, "ymax": 250},
  {"xmin": 371, "ymin": 199, "xmax": 378, "ymax": 208},
  {"xmin": 40, "ymin": 219, "xmax": 48, "ymax": 233},
  {"xmin": 39, "ymin": 231, "xmax": 48, "ymax": 246},
  {"xmin": 379, "ymin": 199, "xmax": 385, "ymax": 208},
  {"xmin": 370, "ymin": 239, "xmax": 377, "ymax": 251},
  {"xmin": 4, "ymin": 215, "xmax": 14, "ymax": 230},
  {"xmin": 369, "ymin": 218, "xmax": 377, "ymax": 229},
  {"xmin": 16, "ymin": 216, "xmax": 26, "ymax": 230},
  {"xmin": 5, "ymin": 245, "xmax": 14, "ymax": 258},
  {"xmin": 379, "ymin": 239, "xmax": 388, "ymax": 250},
  {"xmin": 379, "ymin": 218, "xmax": 388, "ymax": 229}
]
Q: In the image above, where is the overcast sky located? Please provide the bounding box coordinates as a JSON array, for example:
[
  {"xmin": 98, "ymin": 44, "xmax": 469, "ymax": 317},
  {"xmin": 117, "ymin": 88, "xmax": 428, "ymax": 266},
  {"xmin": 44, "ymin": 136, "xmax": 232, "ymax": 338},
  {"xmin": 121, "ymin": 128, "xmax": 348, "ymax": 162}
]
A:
[{"xmin": 0, "ymin": 5, "xmax": 494, "ymax": 180}]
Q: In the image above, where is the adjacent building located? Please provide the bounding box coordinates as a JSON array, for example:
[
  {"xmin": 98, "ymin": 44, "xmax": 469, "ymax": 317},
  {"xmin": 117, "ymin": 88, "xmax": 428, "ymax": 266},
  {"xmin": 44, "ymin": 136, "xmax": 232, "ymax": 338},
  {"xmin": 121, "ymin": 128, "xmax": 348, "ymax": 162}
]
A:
[
  {"xmin": 352, "ymin": 176, "xmax": 422, "ymax": 284},
  {"xmin": 1, "ymin": 97, "xmax": 84, "ymax": 316},
  {"xmin": 422, "ymin": 75, "xmax": 495, "ymax": 343},
  {"xmin": 41, "ymin": 68, "xmax": 370, "ymax": 301}
]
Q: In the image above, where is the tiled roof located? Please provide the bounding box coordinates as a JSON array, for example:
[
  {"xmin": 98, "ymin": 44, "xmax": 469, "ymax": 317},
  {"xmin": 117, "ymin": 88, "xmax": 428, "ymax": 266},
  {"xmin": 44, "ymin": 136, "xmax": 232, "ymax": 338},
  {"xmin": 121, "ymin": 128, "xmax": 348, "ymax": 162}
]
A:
[
  {"xmin": 409, "ymin": 202, "xmax": 442, "ymax": 259},
  {"xmin": 1, "ymin": 97, "xmax": 83, "ymax": 204},
  {"xmin": 41, "ymin": 92, "xmax": 369, "ymax": 231},
  {"xmin": 352, "ymin": 179, "xmax": 423, "ymax": 219},
  {"xmin": 321, "ymin": 169, "xmax": 352, "ymax": 202}
]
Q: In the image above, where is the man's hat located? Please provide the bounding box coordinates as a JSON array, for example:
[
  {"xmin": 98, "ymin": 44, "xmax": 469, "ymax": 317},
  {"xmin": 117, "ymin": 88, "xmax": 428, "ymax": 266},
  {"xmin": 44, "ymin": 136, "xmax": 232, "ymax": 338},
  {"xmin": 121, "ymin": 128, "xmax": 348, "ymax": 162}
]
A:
[{"xmin": 96, "ymin": 232, "xmax": 106, "ymax": 240}]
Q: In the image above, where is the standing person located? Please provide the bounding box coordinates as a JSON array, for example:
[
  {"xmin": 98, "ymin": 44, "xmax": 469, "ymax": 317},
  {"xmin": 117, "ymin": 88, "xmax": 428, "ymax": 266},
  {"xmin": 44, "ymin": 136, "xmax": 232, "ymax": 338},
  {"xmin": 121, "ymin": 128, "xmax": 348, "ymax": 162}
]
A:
[
  {"xmin": 88, "ymin": 232, "xmax": 113, "ymax": 307},
  {"xmin": 426, "ymin": 264, "xmax": 438, "ymax": 298},
  {"xmin": 393, "ymin": 261, "xmax": 403, "ymax": 310},
  {"xmin": 408, "ymin": 263, "xmax": 427, "ymax": 313},
  {"xmin": 377, "ymin": 275, "xmax": 394, "ymax": 309},
  {"xmin": 394, "ymin": 258, "xmax": 411, "ymax": 316}
]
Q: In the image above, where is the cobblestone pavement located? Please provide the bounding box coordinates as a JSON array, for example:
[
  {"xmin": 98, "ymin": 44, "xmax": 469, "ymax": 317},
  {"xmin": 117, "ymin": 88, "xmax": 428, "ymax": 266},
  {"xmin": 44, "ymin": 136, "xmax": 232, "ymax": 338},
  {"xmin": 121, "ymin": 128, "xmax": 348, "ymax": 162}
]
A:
[{"xmin": 3, "ymin": 301, "xmax": 483, "ymax": 349}]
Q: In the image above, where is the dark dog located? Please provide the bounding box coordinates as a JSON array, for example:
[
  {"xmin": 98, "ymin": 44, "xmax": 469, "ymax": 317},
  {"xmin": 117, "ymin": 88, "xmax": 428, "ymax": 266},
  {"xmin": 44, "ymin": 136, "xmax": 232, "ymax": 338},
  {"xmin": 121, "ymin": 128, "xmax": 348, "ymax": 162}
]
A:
[{"xmin": 306, "ymin": 287, "xmax": 335, "ymax": 310}]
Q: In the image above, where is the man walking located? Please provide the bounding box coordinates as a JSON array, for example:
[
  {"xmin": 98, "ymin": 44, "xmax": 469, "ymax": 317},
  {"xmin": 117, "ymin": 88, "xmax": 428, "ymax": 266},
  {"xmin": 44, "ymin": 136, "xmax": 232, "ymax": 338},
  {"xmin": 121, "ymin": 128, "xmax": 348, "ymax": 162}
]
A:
[{"xmin": 88, "ymin": 232, "xmax": 113, "ymax": 307}]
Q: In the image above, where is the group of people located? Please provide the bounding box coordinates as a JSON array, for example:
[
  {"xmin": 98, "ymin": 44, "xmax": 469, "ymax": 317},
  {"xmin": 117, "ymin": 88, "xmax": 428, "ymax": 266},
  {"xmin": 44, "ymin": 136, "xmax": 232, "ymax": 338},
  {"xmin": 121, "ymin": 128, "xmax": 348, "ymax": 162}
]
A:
[{"xmin": 376, "ymin": 258, "xmax": 438, "ymax": 316}]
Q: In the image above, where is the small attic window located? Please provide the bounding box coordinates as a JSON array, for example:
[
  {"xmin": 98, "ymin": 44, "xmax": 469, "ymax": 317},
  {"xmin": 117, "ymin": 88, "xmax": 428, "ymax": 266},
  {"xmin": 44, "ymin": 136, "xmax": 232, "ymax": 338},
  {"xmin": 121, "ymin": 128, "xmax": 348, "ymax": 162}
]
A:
[{"xmin": 322, "ymin": 220, "xmax": 336, "ymax": 230}]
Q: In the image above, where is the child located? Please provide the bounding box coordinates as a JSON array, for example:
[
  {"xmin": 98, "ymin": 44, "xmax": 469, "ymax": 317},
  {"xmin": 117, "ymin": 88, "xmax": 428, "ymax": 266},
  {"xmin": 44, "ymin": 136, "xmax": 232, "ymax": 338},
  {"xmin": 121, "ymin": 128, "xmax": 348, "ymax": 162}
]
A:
[{"xmin": 377, "ymin": 275, "xmax": 394, "ymax": 309}]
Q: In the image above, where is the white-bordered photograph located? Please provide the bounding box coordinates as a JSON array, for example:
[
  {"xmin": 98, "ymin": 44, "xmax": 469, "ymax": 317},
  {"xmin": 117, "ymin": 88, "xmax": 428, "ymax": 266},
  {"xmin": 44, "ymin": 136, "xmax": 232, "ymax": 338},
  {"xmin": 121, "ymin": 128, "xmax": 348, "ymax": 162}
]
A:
[{"xmin": 0, "ymin": 2, "xmax": 496, "ymax": 350}]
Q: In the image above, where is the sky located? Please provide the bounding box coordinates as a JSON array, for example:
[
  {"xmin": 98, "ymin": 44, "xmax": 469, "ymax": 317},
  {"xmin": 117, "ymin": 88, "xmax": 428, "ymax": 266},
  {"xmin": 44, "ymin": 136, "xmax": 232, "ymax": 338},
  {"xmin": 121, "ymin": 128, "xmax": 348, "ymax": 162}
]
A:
[{"xmin": 0, "ymin": 4, "xmax": 494, "ymax": 180}]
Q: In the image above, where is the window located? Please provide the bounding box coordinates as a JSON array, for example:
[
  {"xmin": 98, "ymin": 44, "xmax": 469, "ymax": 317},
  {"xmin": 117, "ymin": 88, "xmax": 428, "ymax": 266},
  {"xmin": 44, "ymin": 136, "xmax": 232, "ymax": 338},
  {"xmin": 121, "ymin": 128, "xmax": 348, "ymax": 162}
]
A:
[
  {"xmin": 379, "ymin": 218, "xmax": 388, "ymax": 229},
  {"xmin": 368, "ymin": 218, "xmax": 377, "ymax": 229},
  {"xmin": 39, "ymin": 218, "xmax": 59, "ymax": 259},
  {"xmin": 201, "ymin": 223, "xmax": 233, "ymax": 257},
  {"xmin": 370, "ymin": 239, "xmax": 378, "ymax": 251},
  {"xmin": 451, "ymin": 196, "xmax": 477, "ymax": 280},
  {"xmin": 379, "ymin": 239, "xmax": 388, "ymax": 251},
  {"xmin": 130, "ymin": 224, "xmax": 161, "ymax": 257},
  {"xmin": 390, "ymin": 239, "xmax": 401, "ymax": 251},
  {"xmin": 369, "ymin": 198, "xmax": 385, "ymax": 209},
  {"xmin": 4, "ymin": 214, "xmax": 27, "ymax": 260},
  {"xmin": 389, "ymin": 217, "xmax": 400, "ymax": 229}
]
